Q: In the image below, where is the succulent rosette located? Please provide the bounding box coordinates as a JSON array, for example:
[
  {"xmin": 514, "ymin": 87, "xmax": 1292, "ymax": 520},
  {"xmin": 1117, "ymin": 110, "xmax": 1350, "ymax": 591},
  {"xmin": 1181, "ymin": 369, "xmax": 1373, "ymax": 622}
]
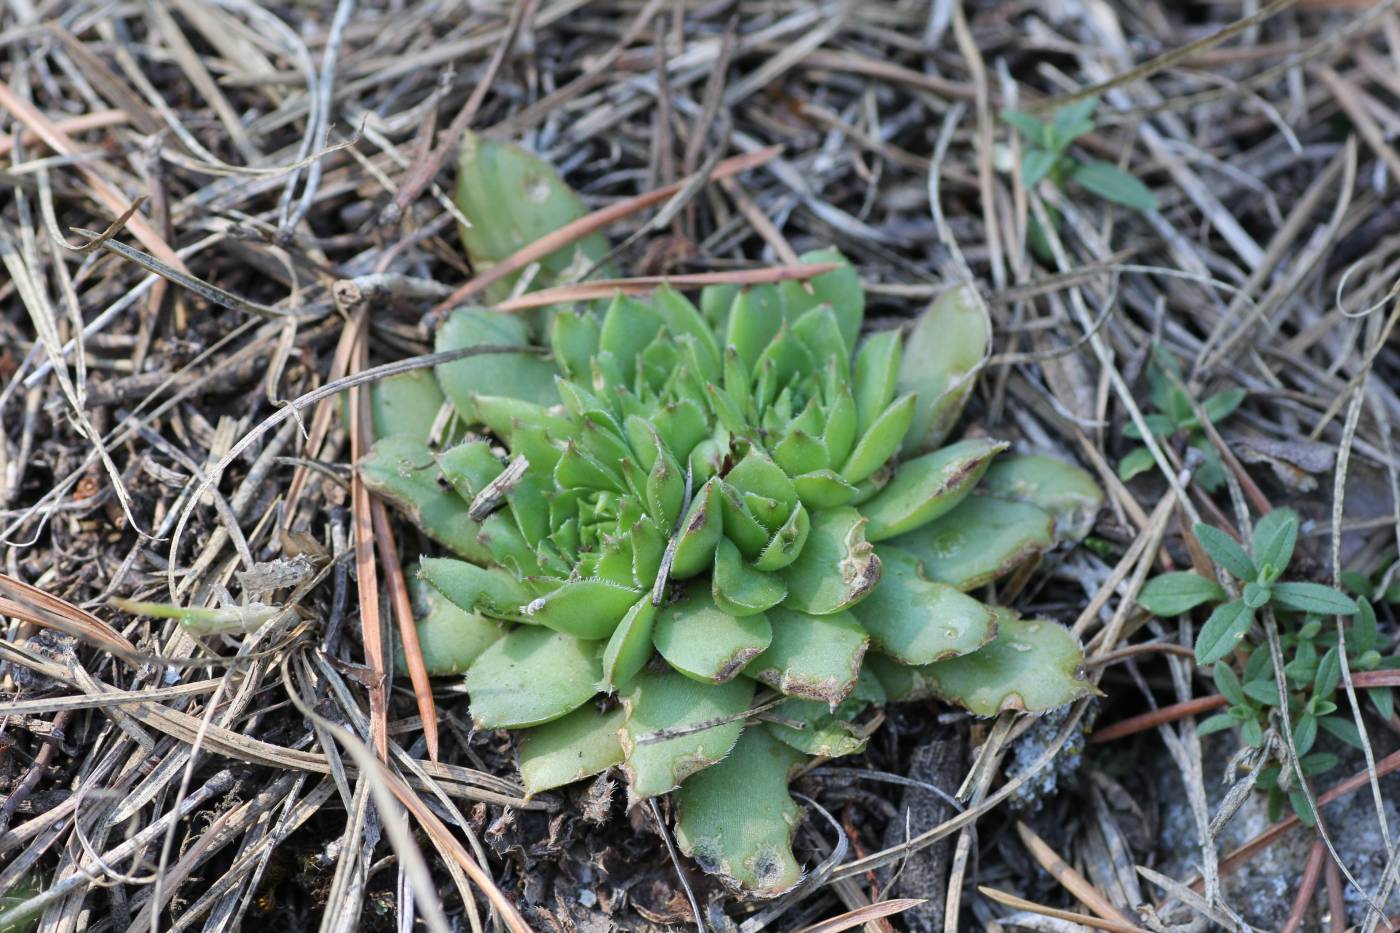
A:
[{"xmin": 361, "ymin": 137, "xmax": 1103, "ymax": 895}]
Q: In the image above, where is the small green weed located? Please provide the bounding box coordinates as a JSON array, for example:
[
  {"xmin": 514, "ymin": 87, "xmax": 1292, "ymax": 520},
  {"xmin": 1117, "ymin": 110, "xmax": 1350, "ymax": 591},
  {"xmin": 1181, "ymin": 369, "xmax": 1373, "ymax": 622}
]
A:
[
  {"xmin": 1117, "ymin": 347, "xmax": 1245, "ymax": 491},
  {"xmin": 1138, "ymin": 508, "xmax": 1399, "ymax": 824},
  {"xmin": 1002, "ymin": 96, "xmax": 1159, "ymax": 213}
]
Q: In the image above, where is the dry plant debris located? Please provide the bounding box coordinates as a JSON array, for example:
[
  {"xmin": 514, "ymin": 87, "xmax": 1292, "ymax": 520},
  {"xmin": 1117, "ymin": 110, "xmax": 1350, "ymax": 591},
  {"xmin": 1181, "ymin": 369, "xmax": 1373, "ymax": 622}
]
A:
[{"xmin": 3, "ymin": 1, "xmax": 1400, "ymax": 930}]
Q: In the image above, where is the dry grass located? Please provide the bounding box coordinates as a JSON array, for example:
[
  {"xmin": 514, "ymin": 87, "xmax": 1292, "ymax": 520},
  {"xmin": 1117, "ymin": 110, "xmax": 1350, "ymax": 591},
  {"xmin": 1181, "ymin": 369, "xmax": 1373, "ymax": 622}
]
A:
[{"xmin": 3, "ymin": 1, "xmax": 1400, "ymax": 930}]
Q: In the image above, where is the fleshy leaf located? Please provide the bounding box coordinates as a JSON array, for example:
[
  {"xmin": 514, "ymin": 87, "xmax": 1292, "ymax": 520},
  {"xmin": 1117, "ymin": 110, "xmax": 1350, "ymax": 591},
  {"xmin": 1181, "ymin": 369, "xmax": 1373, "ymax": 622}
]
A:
[
  {"xmin": 370, "ymin": 371, "xmax": 446, "ymax": 443},
  {"xmin": 398, "ymin": 571, "xmax": 503, "ymax": 676},
  {"xmin": 464, "ymin": 627, "xmax": 602, "ymax": 729},
  {"xmin": 601, "ymin": 597, "xmax": 658, "ymax": 692},
  {"xmin": 674, "ymin": 728, "xmax": 805, "ymax": 897},
  {"xmin": 653, "ymin": 589, "xmax": 772, "ymax": 683},
  {"xmin": 977, "ymin": 454, "xmax": 1104, "ymax": 543},
  {"xmin": 671, "ymin": 478, "xmax": 724, "ymax": 579},
  {"xmin": 519, "ymin": 704, "xmax": 625, "ymax": 795},
  {"xmin": 455, "ymin": 132, "xmax": 613, "ymax": 301},
  {"xmin": 435, "ymin": 308, "xmax": 559, "ymax": 436},
  {"xmin": 852, "ymin": 330, "xmax": 901, "ymax": 436},
  {"xmin": 521, "ymin": 578, "xmax": 642, "ymax": 640},
  {"xmin": 896, "ymin": 284, "xmax": 990, "ymax": 454},
  {"xmin": 778, "ymin": 248, "xmax": 863, "ymax": 353},
  {"xmin": 619, "ymin": 669, "xmax": 753, "ymax": 799},
  {"xmin": 763, "ymin": 697, "xmax": 868, "ymax": 758},
  {"xmin": 420, "ymin": 557, "xmax": 530, "ymax": 619},
  {"xmin": 712, "ymin": 538, "xmax": 787, "ymax": 617},
  {"xmin": 435, "ymin": 439, "xmax": 504, "ymax": 503},
  {"xmin": 781, "ymin": 507, "xmax": 881, "ymax": 614},
  {"xmin": 748, "ymin": 607, "xmax": 868, "ymax": 704},
  {"xmin": 888, "ymin": 496, "xmax": 1054, "ymax": 591},
  {"xmin": 861, "ymin": 438, "xmax": 1007, "ymax": 541},
  {"xmin": 791, "ymin": 470, "xmax": 859, "ymax": 510},
  {"xmin": 754, "ymin": 502, "xmax": 811, "ymax": 572},
  {"xmin": 917, "ymin": 612, "xmax": 1092, "ymax": 715},
  {"xmin": 359, "ymin": 437, "xmax": 491, "ymax": 563},
  {"xmin": 839, "ymin": 393, "xmax": 916, "ymax": 484},
  {"xmin": 852, "ymin": 546, "xmax": 996, "ymax": 664}
]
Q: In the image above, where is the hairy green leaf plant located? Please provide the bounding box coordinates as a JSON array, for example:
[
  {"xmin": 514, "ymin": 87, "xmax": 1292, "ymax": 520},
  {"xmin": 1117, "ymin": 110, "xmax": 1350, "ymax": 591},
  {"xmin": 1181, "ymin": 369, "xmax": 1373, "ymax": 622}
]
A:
[
  {"xmin": 1116, "ymin": 346, "xmax": 1245, "ymax": 491},
  {"xmin": 358, "ymin": 137, "xmax": 1105, "ymax": 896},
  {"xmin": 1138, "ymin": 507, "xmax": 1399, "ymax": 825}
]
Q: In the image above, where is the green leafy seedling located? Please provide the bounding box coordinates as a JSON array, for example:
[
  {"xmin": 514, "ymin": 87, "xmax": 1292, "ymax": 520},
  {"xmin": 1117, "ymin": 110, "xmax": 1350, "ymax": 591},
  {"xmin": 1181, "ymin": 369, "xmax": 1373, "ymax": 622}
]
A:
[
  {"xmin": 1002, "ymin": 96, "xmax": 1159, "ymax": 214},
  {"xmin": 1117, "ymin": 346, "xmax": 1245, "ymax": 490},
  {"xmin": 1138, "ymin": 507, "xmax": 1398, "ymax": 824}
]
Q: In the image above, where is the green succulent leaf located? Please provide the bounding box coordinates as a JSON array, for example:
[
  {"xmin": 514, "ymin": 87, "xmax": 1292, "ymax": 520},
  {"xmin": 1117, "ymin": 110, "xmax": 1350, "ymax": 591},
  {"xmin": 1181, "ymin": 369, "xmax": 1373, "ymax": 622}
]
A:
[
  {"xmin": 861, "ymin": 438, "xmax": 1007, "ymax": 541},
  {"xmin": 601, "ymin": 597, "xmax": 658, "ymax": 693},
  {"xmin": 748, "ymin": 607, "xmax": 868, "ymax": 704},
  {"xmin": 1193, "ymin": 524, "xmax": 1257, "ymax": 582},
  {"xmin": 712, "ymin": 538, "xmax": 787, "ymax": 617},
  {"xmin": 764, "ymin": 697, "xmax": 868, "ymax": 758},
  {"xmin": 522, "ymin": 578, "xmax": 642, "ymax": 640},
  {"xmin": 839, "ymin": 393, "xmax": 917, "ymax": 484},
  {"xmin": 674, "ymin": 728, "xmax": 805, "ymax": 897},
  {"xmin": 780, "ymin": 248, "xmax": 864, "ymax": 354},
  {"xmin": 619, "ymin": 669, "xmax": 753, "ymax": 799},
  {"xmin": 360, "ymin": 437, "xmax": 491, "ymax": 563},
  {"xmin": 753, "ymin": 502, "xmax": 811, "ymax": 572},
  {"xmin": 1138, "ymin": 571, "xmax": 1227, "ymax": 616},
  {"xmin": 896, "ymin": 284, "xmax": 990, "ymax": 454},
  {"xmin": 398, "ymin": 571, "xmax": 503, "ymax": 676},
  {"xmin": 455, "ymin": 132, "xmax": 613, "ymax": 301},
  {"xmin": 1194, "ymin": 600, "xmax": 1255, "ymax": 665},
  {"xmin": 791, "ymin": 470, "xmax": 859, "ymax": 510},
  {"xmin": 851, "ymin": 546, "xmax": 996, "ymax": 664},
  {"xmin": 519, "ymin": 704, "xmax": 625, "ymax": 796},
  {"xmin": 888, "ymin": 496, "xmax": 1054, "ymax": 591},
  {"xmin": 464, "ymin": 627, "xmax": 602, "ymax": 729},
  {"xmin": 369, "ymin": 370, "xmax": 447, "ymax": 444},
  {"xmin": 435, "ymin": 308, "xmax": 560, "ymax": 436},
  {"xmin": 977, "ymin": 454, "xmax": 1104, "ymax": 543},
  {"xmin": 852, "ymin": 329, "xmax": 902, "ymax": 436},
  {"xmin": 781, "ymin": 508, "xmax": 881, "ymax": 615},
  {"xmin": 671, "ymin": 478, "xmax": 725, "ymax": 579},
  {"xmin": 420, "ymin": 557, "xmax": 530, "ymax": 620},
  {"xmin": 653, "ymin": 590, "xmax": 772, "ymax": 683},
  {"xmin": 1270, "ymin": 583, "xmax": 1360, "ymax": 616},
  {"xmin": 916, "ymin": 612, "xmax": 1092, "ymax": 716}
]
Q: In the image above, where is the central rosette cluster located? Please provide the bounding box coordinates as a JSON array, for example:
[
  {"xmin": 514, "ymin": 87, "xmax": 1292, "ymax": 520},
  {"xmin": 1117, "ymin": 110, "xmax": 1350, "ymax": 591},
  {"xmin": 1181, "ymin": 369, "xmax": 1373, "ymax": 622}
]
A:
[{"xmin": 362, "ymin": 250, "xmax": 1096, "ymax": 895}]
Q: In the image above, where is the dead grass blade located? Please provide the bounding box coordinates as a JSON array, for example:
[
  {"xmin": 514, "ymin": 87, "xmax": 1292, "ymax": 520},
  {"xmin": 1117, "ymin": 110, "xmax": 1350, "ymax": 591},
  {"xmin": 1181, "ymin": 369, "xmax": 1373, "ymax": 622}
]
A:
[
  {"xmin": 791, "ymin": 899, "xmax": 925, "ymax": 933},
  {"xmin": 0, "ymin": 572, "xmax": 140, "ymax": 661},
  {"xmin": 977, "ymin": 886, "xmax": 1144, "ymax": 932},
  {"xmin": 491, "ymin": 263, "xmax": 838, "ymax": 312}
]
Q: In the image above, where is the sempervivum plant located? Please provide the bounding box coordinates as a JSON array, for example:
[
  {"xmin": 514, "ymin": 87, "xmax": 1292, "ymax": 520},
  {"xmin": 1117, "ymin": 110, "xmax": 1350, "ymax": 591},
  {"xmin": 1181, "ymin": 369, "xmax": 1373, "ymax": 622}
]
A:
[{"xmin": 360, "ymin": 137, "xmax": 1103, "ymax": 896}]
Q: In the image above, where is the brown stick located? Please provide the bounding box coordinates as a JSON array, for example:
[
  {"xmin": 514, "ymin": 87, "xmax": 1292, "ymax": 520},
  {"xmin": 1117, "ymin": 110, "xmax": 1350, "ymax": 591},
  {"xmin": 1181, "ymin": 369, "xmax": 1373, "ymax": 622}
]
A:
[
  {"xmin": 1282, "ymin": 837, "xmax": 1326, "ymax": 933},
  {"xmin": 1089, "ymin": 695, "xmax": 1229, "ymax": 744}
]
